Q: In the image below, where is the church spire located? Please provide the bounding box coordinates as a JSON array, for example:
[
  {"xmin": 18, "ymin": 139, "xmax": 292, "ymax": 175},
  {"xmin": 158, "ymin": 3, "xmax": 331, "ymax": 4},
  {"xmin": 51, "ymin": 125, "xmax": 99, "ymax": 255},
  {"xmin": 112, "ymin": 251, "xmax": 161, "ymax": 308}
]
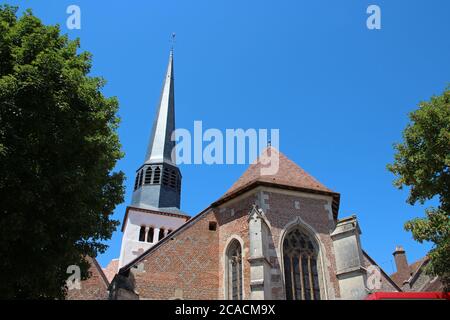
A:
[
  {"xmin": 144, "ymin": 50, "xmax": 176, "ymax": 165},
  {"xmin": 131, "ymin": 50, "xmax": 182, "ymax": 211}
]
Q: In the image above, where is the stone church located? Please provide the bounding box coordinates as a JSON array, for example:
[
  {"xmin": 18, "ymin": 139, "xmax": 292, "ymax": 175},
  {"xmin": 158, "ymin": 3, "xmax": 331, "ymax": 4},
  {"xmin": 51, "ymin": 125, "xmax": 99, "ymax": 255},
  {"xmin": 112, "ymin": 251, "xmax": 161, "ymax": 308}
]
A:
[{"xmin": 67, "ymin": 50, "xmax": 443, "ymax": 300}]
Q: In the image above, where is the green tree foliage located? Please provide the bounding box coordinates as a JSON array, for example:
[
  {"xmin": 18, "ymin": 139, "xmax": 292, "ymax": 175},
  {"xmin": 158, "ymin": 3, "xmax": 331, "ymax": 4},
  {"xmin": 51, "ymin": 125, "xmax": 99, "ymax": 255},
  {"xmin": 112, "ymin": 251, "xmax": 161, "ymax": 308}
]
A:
[
  {"xmin": 388, "ymin": 86, "xmax": 450, "ymax": 290},
  {"xmin": 0, "ymin": 6, "xmax": 125, "ymax": 298}
]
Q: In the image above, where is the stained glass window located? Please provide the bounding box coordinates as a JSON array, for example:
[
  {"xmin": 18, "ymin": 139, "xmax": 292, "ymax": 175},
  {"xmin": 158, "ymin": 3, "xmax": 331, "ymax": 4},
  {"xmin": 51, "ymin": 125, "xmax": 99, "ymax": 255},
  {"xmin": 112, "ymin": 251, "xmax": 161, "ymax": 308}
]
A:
[
  {"xmin": 283, "ymin": 228, "xmax": 320, "ymax": 300},
  {"xmin": 227, "ymin": 240, "xmax": 242, "ymax": 300}
]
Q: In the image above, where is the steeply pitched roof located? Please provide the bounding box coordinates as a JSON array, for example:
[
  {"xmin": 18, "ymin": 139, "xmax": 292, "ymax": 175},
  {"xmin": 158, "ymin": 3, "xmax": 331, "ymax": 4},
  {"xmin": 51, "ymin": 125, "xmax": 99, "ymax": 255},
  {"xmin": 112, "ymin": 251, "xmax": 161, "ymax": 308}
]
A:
[
  {"xmin": 224, "ymin": 147, "xmax": 333, "ymax": 195},
  {"xmin": 214, "ymin": 147, "xmax": 340, "ymax": 218},
  {"xmin": 144, "ymin": 50, "xmax": 176, "ymax": 165}
]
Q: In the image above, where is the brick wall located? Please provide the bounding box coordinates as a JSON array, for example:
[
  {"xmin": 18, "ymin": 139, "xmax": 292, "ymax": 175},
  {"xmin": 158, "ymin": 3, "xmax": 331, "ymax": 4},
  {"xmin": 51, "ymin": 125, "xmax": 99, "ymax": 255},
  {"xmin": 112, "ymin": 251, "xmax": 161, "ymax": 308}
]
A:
[
  {"xmin": 216, "ymin": 194, "xmax": 257, "ymax": 299},
  {"xmin": 131, "ymin": 211, "xmax": 220, "ymax": 299},
  {"xmin": 66, "ymin": 257, "xmax": 109, "ymax": 300}
]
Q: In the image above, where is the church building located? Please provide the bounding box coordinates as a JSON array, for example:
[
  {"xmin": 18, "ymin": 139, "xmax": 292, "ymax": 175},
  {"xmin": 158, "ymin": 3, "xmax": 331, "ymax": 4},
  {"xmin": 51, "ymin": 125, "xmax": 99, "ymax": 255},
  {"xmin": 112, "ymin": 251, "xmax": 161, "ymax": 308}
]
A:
[
  {"xmin": 107, "ymin": 50, "xmax": 398, "ymax": 300},
  {"xmin": 70, "ymin": 49, "xmax": 443, "ymax": 300}
]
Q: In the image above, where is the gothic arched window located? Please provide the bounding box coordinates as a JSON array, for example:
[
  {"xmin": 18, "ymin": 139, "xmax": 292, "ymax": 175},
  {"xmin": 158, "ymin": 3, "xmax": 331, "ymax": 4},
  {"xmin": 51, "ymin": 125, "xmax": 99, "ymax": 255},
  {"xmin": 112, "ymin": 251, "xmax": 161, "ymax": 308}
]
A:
[
  {"xmin": 147, "ymin": 227, "xmax": 154, "ymax": 243},
  {"xmin": 226, "ymin": 240, "xmax": 243, "ymax": 300},
  {"xmin": 283, "ymin": 227, "xmax": 320, "ymax": 300},
  {"xmin": 138, "ymin": 226, "xmax": 146, "ymax": 242}
]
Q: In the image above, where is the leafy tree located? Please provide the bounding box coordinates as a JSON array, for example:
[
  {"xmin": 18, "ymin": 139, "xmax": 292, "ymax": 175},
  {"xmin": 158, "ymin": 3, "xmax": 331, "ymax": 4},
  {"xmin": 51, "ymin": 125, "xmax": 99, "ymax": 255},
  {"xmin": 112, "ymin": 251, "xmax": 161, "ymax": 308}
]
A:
[
  {"xmin": 0, "ymin": 6, "xmax": 125, "ymax": 298},
  {"xmin": 388, "ymin": 86, "xmax": 450, "ymax": 290}
]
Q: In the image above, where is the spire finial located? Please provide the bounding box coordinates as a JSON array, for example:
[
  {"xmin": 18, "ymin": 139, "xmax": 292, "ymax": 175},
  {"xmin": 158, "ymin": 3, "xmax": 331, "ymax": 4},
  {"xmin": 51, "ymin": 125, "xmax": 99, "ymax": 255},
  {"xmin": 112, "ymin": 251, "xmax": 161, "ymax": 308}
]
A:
[{"xmin": 170, "ymin": 32, "xmax": 176, "ymax": 53}]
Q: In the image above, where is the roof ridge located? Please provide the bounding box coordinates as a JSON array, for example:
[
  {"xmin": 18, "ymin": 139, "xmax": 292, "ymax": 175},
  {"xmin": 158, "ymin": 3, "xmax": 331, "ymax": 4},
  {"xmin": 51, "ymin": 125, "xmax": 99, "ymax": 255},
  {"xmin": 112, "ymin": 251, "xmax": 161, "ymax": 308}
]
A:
[{"xmin": 224, "ymin": 146, "xmax": 333, "ymax": 197}]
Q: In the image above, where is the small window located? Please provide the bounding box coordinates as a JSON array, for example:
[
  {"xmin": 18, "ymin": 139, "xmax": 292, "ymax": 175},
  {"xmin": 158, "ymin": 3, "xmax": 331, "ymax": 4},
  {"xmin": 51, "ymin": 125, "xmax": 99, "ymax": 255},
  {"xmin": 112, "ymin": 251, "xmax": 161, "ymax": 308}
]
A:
[
  {"xmin": 147, "ymin": 227, "xmax": 154, "ymax": 243},
  {"xmin": 209, "ymin": 221, "xmax": 217, "ymax": 231},
  {"xmin": 158, "ymin": 228, "xmax": 165, "ymax": 241},
  {"xmin": 139, "ymin": 226, "xmax": 146, "ymax": 242}
]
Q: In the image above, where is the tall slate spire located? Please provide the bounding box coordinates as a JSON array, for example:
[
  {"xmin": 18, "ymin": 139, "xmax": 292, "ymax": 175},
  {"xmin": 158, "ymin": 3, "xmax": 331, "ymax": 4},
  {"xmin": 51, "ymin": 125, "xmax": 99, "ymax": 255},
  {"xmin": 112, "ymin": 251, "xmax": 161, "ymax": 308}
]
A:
[
  {"xmin": 131, "ymin": 50, "xmax": 182, "ymax": 212},
  {"xmin": 144, "ymin": 50, "xmax": 176, "ymax": 165}
]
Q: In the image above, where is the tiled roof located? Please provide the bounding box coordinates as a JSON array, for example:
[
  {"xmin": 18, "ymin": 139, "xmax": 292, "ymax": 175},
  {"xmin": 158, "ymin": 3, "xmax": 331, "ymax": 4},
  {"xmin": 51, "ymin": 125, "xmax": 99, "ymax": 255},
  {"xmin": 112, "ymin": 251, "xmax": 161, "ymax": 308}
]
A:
[
  {"xmin": 390, "ymin": 257, "xmax": 428, "ymax": 287},
  {"xmin": 223, "ymin": 147, "xmax": 334, "ymax": 197}
]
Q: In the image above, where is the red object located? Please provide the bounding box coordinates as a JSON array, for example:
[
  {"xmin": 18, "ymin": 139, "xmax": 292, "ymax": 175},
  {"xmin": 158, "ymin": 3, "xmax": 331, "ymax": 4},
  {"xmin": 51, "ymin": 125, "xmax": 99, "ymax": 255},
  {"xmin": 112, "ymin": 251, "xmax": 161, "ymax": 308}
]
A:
[{"xmin": 365, "ymin": 292, "xmax": 449, "ymax": 300}]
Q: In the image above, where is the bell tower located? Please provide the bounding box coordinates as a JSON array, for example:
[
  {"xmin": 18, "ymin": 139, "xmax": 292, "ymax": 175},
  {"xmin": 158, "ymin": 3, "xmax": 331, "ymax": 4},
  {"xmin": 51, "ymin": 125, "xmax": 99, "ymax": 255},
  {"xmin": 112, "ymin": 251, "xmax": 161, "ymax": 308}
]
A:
[
  {"xmin": 119, "ymin": 49, "xmax": 189, "ymax": 268},
  {"xmin": 131, "ymin": 49, "xmax": 182, "ymax": 211}
]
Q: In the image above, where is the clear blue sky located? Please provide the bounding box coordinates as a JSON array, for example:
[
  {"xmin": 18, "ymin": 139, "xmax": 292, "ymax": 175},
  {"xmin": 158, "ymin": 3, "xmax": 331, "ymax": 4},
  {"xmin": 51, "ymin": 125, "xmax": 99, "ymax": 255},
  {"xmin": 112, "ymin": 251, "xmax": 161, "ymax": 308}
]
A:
[{"xmin": 6, "ymin": 0, "xmax": 449, "ymax": 274}]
